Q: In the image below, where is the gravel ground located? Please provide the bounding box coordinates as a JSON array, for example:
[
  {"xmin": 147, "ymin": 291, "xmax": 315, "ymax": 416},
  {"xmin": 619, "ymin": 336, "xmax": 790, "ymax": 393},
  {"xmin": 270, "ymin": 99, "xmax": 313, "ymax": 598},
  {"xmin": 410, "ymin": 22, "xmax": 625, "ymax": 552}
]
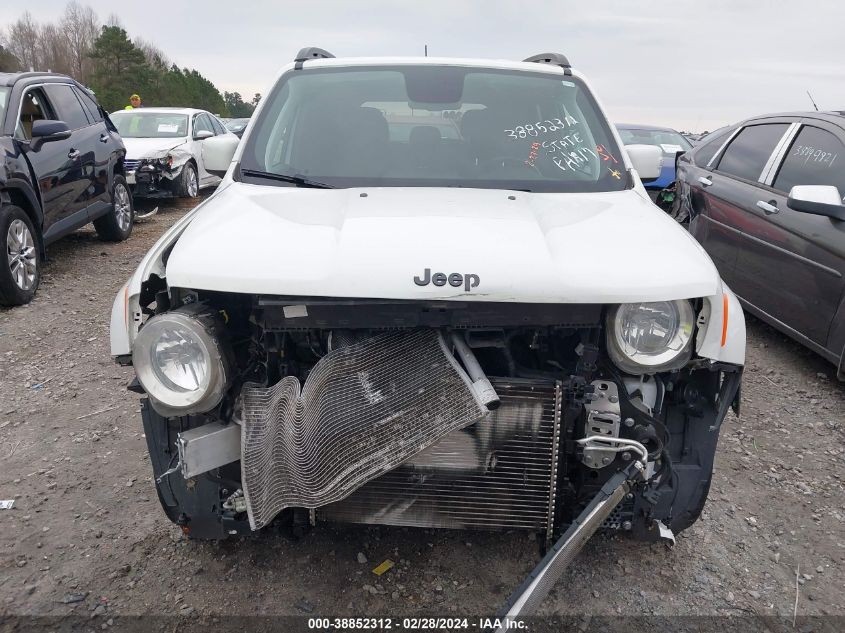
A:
[{"xmin": 1, "ymin": 198, "xmax": 844, "ymax": 626}]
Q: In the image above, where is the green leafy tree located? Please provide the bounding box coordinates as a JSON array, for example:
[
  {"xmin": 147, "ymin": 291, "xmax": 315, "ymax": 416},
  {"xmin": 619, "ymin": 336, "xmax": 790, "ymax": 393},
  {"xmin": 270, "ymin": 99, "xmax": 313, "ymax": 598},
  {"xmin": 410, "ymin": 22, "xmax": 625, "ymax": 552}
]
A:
[
  {"xmin": 88, "ymin": 25, "xmax": 150, "ymax": 111},
  {"xmin": 224, "ymin": 91, "xmax": 254, "ymax": 117}
]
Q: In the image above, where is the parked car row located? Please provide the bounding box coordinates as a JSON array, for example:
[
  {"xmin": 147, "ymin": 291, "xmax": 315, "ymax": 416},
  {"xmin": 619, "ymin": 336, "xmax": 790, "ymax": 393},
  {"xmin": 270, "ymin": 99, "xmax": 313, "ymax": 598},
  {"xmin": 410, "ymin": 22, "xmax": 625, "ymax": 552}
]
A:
[
  {"xmin": 0, "ymin": 70, "xmax": 245, "ymax": 306},
  {"xmin": 676, "ymin": 111, "xmax": 845, "ymax": 378},
  {"xmin": 613, "ymin": 112, "xmax": 844, "ymax": 377}
]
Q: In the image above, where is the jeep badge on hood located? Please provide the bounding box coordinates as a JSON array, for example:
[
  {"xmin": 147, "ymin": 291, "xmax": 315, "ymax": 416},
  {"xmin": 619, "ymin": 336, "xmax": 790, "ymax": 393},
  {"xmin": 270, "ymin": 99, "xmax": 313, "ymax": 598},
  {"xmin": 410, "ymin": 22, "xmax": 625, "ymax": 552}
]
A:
[{"xmin": 414, "ymin": 268, "xmax": 480, "ymax": 292}]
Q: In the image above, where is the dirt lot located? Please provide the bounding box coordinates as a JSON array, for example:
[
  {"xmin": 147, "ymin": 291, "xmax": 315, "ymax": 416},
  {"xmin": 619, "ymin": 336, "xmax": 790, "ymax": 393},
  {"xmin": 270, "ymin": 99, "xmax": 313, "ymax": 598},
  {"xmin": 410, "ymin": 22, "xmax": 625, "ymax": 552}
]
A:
[{"xmin": 1, "ymin": 198, "xmax": 844, "ymax": 627}]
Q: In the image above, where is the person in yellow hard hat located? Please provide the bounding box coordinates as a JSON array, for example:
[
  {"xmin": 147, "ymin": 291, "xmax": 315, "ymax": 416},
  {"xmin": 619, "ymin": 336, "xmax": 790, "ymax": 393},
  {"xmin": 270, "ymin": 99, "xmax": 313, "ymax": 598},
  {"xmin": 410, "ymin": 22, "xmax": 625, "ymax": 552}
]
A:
[{"xmin": 125, "ymin": 94, "xmax": 142, "ymax": 109}]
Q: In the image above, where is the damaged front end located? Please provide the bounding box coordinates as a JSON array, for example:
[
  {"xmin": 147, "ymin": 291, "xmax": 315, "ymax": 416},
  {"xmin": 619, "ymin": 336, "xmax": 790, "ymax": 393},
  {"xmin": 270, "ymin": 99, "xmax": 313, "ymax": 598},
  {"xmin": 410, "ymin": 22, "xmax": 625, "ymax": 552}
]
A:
[
  {"xmin": 130, "ymin": 148, "xmax": 192, "ymax": 198},
  {"xmin": 130, "ymin": 290, "xmax": 743, "ymax": 543}
]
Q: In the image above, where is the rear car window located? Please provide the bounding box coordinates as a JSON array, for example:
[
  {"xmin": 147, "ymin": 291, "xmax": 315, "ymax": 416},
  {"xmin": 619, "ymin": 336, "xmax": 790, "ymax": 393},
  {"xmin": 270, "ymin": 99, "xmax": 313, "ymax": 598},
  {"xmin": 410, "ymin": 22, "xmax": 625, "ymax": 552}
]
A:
[
  {"xmin": 715, "ymin": 123, "xmax": 789, "ymax": 182},
  {"xmin": 773, "ymin": 126, "xmax": 845, "ymax": 197},
  {"xmin": 43, "ymin": 84, "xmax": 91, "ymax": 130}
]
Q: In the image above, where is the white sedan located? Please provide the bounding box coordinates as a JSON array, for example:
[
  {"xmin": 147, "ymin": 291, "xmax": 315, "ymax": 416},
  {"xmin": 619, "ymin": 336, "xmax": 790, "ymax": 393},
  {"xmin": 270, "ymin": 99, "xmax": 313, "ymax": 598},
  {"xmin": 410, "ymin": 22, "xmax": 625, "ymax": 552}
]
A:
[{"xmin": 110, "ymin": 108, "xmax": 237, "ymax": 199}]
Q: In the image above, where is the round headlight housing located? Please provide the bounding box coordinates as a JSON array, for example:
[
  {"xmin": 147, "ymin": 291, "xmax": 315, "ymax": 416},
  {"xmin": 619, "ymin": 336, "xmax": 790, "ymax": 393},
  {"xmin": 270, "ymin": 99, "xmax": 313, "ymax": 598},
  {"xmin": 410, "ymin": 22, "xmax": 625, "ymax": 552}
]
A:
[
  {"xmin": 132, "ymin": 309, "xmax": 229, "ymax": 417},
  {"xmin": 606, "ymin": 300, "xmax": 695, "ymax": 374}
]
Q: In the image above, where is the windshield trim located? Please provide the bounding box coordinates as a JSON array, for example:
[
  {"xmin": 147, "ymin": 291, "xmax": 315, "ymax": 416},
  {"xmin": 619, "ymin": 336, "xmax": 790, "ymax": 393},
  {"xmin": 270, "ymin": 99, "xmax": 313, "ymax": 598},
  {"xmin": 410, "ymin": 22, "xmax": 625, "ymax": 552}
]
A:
[{"xmin": 237, "ymin": 64, "xmax": 631, "ymax": 194}]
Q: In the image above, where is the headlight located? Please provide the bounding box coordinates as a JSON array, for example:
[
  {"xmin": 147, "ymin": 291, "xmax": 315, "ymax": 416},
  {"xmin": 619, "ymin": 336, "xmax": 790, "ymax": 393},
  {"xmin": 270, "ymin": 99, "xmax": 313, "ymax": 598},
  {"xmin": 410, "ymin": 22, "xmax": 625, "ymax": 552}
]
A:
[
  {"xmin": 132, "ymin": 308, "xmax": 230, "ymax": 417},
  {"xmin": 156, "ymin": 155, "xmax": 173, "ymax": 168},
  {"xmin": 606, "ymin": 300, "xmax": 695, "ymax": 374}
]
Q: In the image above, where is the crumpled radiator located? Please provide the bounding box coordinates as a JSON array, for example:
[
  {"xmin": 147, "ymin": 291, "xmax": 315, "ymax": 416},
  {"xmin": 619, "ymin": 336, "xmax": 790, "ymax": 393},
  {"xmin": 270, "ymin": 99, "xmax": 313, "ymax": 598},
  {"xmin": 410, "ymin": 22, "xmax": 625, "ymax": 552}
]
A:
[
  {"xmin": 239, "ymin": 330, "xmax": 488, "ymax": 530},
  {"xmin": 319, "ymin": 379, "xmax": 562, "ymax": 534}
]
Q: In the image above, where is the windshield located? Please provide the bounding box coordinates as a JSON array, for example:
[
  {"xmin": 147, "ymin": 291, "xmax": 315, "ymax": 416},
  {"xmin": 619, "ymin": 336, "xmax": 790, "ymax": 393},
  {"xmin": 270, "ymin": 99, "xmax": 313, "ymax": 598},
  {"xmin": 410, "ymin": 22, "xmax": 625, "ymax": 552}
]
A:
[
  {"xmin": 617, "ymin": 127, "xmax": 692, "ymax": 154},
  {"xmin": 0, "ymin": 87, "xmax": 9, "ymax": 124},
  {"xmin": 239, "ymin": 66, "xmax": 628, "ymax": 193},
  {"xmin": 110, "ymin": 112, "xmax": 188, "ymax": 138}
]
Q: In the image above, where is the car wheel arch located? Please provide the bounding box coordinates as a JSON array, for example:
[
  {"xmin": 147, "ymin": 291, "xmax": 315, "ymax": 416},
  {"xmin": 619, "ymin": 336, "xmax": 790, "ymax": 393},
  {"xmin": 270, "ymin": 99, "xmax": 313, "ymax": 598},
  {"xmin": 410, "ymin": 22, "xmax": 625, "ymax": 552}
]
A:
[{"xmin": 1, "ymin": 185, "xmax": 45, "ymax": 258}]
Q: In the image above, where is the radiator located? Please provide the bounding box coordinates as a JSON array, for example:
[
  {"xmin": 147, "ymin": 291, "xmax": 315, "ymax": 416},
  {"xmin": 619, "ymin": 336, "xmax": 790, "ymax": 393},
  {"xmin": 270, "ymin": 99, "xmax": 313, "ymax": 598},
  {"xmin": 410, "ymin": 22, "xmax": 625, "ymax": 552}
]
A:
[
  {"xmin": 318, "ymin": 379, "xmax": 562, "ymax": 534},
  {"xmin": 239, "ymin": 330, "xmax": 488, "ymax": 530}
]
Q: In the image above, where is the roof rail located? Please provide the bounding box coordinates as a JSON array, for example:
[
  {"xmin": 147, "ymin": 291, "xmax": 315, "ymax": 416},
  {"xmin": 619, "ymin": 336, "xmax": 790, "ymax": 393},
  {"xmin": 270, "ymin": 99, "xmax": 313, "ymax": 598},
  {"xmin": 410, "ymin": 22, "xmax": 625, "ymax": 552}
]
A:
[
  {"xmin": 294, "ymin": 47, "xmax": 335, "ymax": 69},
  {"xmin": 4, "ymin": 71, "xmax": 64, "ymax": 87},
  {"xmin": 523, "ymin": 53, "xmax": 572, "ymax": 75}
]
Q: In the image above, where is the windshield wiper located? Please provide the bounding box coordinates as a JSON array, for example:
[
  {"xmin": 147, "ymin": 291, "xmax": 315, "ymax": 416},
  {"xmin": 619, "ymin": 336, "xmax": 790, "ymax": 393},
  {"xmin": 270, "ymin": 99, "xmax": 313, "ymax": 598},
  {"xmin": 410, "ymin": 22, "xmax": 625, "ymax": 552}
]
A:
[{"xmin": 240, "ymin": 169, "xmax": 335, "ymax": 189}]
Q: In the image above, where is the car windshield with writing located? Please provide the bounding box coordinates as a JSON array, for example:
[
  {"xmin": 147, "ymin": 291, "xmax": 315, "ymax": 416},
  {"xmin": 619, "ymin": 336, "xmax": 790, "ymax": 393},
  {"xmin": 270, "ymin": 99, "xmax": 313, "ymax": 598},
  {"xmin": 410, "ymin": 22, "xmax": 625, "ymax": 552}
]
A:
[
  {"xmin": 110, "ymin": 112, "xmax": 189, "ymax": 138},
  {"xmin": 239, "ymin": 66, "xmax": 628, "ymax": 192},
  {"xmin": 617, "ymin": 127, "xmax": 693, "ymax": 155}
]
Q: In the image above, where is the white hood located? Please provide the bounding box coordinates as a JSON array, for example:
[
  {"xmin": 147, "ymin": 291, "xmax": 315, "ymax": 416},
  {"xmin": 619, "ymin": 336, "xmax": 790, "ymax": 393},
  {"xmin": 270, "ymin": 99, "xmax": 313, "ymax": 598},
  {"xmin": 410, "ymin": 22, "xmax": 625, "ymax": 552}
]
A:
[
  {"xmin": 123, "ymin": 137, "xmax": 189, "ymax": 160},
  {"xmin": 164, "ymin": 184, "xmax": 720, "ymax": 304}
]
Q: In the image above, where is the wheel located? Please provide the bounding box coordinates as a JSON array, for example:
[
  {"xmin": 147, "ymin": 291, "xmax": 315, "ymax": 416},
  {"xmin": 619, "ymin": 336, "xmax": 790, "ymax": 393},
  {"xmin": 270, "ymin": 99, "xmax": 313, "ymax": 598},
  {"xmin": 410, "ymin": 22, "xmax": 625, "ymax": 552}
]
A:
[
  {"xmin": 0, "ymin": 205, "xmax": 40, "ymax": 306},
  {"xmin": 178, "ymin": 162, "xmax": 199, "ymax": 198},
  {"xmin": 94, "ymin": 175, "xmax": 134, "ymax": 242}
]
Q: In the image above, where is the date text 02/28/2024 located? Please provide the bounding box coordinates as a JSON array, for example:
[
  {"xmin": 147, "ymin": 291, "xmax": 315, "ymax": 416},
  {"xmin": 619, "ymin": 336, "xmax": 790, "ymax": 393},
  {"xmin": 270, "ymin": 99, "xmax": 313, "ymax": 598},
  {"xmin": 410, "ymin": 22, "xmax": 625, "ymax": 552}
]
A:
[{"xmin": 307, "ymin": 617, "xmax": 527, "ymax": 631}]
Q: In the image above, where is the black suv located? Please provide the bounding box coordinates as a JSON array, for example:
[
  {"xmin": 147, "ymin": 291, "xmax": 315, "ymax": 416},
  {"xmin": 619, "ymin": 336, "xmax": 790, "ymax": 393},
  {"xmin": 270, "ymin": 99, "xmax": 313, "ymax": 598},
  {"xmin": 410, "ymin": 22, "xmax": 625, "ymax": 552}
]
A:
[
  {"xmin": 676, "ymin": 112, "xmax": 845, "ymax": 377},
  {"xmin": 0, "ymin": 72, "xmax": 133, "ymax": 306}
]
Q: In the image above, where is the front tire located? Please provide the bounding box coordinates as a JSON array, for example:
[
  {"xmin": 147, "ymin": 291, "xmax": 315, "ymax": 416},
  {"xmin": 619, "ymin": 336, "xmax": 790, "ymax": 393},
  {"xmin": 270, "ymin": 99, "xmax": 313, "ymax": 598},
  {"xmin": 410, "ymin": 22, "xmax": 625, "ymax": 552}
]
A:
[
  {"xmin": 94, "ymin": 175, "xmax": 134, "ymax": 242},
  {"xmin": 0, "ymin": 205, "xmax": 40, "ymax": 306},
  {"xmin": 178, "ymin": 163, "xmax": 199, "ymax": 198}
]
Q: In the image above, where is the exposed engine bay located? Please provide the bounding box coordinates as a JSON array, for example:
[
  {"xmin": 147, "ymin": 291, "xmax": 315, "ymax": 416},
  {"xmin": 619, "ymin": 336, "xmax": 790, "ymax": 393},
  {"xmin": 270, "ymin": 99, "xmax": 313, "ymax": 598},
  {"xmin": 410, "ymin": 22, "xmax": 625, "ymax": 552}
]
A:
[{"xmin": 137, "ymin": 291, "xmax": 742, "ymax": 544}]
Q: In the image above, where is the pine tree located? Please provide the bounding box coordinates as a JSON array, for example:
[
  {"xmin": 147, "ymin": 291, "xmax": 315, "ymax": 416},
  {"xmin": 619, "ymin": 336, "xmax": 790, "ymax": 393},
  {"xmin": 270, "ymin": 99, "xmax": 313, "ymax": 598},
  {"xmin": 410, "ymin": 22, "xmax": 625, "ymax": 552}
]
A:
[{"xmin": 88, "ymin": 26, "xmax": 150, "ymax": 111}]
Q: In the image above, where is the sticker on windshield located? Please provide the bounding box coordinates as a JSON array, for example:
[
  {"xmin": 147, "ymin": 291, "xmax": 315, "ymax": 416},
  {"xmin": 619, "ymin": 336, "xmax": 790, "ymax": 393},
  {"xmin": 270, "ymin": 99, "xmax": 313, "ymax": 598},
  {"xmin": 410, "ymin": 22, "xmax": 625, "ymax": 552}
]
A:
[
  {"xmin": 660, "ymin": 143, "xmax": 684, "ymax": 154},
  {"xmin": 158, "ymin": 123, "xmax": 179, "ymax": 133},
  {"xmin": 596, "ymin": 144, "xmax": 619, "ymax": 164}
]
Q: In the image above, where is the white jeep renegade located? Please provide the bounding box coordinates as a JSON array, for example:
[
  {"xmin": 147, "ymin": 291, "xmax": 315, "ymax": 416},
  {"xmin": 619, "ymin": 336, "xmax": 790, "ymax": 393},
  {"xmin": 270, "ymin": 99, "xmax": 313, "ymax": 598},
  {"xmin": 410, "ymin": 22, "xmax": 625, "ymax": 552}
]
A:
[{"xmin": 110, "ymin": 51, "xmax": 745, "ymax": 564}]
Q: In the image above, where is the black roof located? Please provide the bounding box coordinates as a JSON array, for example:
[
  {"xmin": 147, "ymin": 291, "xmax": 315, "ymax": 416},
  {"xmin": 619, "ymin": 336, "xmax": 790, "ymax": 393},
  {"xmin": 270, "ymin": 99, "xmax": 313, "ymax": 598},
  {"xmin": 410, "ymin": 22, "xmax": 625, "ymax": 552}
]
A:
[
  {"xmin": 740, "ymin": 111, "xmax": 845, "ymax": 126},
  {"xmin": 1, "ymin": 71, "xmax": 77, "ymax": 87}
]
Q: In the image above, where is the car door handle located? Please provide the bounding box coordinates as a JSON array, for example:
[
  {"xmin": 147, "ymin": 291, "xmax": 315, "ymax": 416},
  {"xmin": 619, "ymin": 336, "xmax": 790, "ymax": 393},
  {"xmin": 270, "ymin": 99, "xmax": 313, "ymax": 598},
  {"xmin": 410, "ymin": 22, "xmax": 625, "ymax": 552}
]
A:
[
  {"xmin": 99, "ymin": 133, "xmax": 109, "ymax": 143},
  {"xmin": 698, "ymin": 176, "xmax": 713, "ymax": 187},
  {"xmin": 756, "ymin": 200, "xmax": 779, "ymax": 215},
  {"xmin": 67, "ymin": 149, "xmax": 80, "ymax": 160}
]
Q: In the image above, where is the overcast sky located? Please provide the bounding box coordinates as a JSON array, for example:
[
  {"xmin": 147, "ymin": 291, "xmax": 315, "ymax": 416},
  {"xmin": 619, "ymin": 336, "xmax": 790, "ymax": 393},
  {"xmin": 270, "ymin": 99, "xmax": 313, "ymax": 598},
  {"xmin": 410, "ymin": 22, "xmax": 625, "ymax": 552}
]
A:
[{"xmin": 4, "ymin": 0, "xmax": 844, "ymax": 131}]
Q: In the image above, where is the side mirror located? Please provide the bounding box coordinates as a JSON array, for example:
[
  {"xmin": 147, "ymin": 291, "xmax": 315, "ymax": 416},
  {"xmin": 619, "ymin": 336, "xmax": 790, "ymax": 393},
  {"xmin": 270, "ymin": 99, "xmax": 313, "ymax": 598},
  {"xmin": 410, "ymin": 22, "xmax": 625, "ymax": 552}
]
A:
[
  {"xmin": 30, "ymin": 120, "xmax": 71, "ymax": 151},
  {"xmin": 202, "ymin": 135, "xmax": 240, "ymax": 177},
  {"xmin": 787, "ymin": 185, "xmax": 845, "ymax": 221},
  {"xmin": 193, "ymin": 129, "xmax": 214, "ymax": 141},
  {"xmin": 625, "ymin": 144, "xmax": 662, "ymax": 180}
]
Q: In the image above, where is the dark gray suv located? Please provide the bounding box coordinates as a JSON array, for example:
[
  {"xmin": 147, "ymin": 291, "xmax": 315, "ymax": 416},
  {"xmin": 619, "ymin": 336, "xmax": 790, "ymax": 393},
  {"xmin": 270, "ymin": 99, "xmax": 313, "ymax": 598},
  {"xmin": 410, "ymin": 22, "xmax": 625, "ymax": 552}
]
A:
[
  {"xmin": 676, "ymin": 111, "xmax": 845, "ymax": 378},
  {"xmin": 0, "ymin": 72, "xmax": 132, "ymax": 306}
]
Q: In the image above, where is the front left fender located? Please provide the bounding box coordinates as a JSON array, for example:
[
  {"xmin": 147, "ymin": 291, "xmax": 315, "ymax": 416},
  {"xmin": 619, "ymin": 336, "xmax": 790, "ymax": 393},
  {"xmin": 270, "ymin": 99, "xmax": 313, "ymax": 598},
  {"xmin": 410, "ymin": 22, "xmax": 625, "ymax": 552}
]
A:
[{"xmin": 109, "ymin": 206, "xmax": 202, "ymax": 357}]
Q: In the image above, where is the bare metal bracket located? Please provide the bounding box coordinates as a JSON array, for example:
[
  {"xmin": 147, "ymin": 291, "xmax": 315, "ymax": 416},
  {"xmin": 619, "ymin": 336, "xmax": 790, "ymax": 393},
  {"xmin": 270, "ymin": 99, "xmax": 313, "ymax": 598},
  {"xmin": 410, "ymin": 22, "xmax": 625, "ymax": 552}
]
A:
[
  {"xmin": 176, "ymin": 422, "xmax": 241, "ymax": 479},
  {"xmin": 581, "ymin": 380, "xmax": 622, "ymax": 469}
]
